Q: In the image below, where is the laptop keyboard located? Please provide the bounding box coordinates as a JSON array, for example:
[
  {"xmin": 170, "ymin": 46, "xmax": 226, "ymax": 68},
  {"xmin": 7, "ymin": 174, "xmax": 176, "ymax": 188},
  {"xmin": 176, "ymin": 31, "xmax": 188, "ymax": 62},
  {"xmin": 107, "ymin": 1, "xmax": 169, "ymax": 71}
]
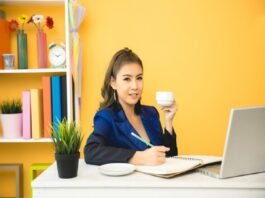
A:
[
  {"xmin": 197, "ymin": 163, "xmax": 221, "ymax": 177},
  {"xmin": 203, "ymin": 164, "xmax": 221, "ymax": 174}
]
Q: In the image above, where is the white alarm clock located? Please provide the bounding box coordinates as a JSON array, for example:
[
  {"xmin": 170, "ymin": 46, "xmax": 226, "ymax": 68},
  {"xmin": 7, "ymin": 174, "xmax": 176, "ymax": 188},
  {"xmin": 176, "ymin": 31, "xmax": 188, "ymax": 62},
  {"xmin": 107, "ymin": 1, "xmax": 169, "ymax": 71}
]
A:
[{"xmin": 48, "ymin": 42, "xmax": 66, "ymax": 68}]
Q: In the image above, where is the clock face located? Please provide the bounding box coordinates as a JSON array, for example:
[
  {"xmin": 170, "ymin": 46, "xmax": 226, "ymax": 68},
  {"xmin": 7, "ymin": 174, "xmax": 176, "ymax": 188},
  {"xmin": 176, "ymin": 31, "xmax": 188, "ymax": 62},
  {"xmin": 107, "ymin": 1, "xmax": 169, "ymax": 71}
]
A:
[{"xmin": 49, "ymin": 46, "xmax": 66, "ymax": 67}]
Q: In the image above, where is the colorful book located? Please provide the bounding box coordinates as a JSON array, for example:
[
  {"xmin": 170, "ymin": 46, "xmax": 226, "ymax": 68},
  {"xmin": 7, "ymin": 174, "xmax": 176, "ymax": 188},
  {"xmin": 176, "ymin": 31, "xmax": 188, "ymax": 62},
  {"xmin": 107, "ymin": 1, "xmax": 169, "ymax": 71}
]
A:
[
  {"xmin": 60, "ymin": 75, "xmax": 67, "ymax": 120},
  {"xmin": 42, "ymin": 76, "xmax": 52, "ymax": 138},
  {"xmin": 22, "ymin": 90, "xmax": 31, "ymax": 139},
  {"xmin": 51, "ymin": 76, "xmax": 61, "ymax": 132},
  {"xmin": 30, "ymin": 89, "xmax": 43, "ymax": 139}
]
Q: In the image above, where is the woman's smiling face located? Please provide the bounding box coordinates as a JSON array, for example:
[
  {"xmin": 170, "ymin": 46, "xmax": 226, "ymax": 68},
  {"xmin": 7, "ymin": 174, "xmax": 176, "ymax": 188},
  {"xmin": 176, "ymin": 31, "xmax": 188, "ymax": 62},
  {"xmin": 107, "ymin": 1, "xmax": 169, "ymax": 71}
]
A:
[{"xmin": 111, "ymin": 63, "xmax": 143, "ymax": 108}]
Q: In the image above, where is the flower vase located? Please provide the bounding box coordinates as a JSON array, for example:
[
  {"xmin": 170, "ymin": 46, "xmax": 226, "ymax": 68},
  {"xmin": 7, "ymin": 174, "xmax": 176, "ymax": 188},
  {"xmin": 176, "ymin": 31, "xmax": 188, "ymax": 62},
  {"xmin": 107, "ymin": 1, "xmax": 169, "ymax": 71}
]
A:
[
  {"xmin": 37, "ymin": 30, "xmax": 48, "ymax": 68},
  {"xmin": 17, "ymin": 29, "xmax": 28, "ymax": 69}
]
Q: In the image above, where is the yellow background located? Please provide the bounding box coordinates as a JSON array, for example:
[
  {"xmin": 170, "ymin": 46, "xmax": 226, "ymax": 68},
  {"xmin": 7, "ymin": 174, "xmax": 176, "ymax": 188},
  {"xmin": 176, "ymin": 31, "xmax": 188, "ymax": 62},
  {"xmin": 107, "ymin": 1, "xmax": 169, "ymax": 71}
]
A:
[{"xmin": 1, "ymin": 0, "xmax": 265, "ymax": 197}]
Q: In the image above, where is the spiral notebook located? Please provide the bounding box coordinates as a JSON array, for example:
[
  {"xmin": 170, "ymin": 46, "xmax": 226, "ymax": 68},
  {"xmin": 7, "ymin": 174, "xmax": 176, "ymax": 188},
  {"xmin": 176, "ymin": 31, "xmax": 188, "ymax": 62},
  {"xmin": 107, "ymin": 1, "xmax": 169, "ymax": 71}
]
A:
[{"xmin": 136, "ymin": 155, "xmax": 222, "ymax": 178}]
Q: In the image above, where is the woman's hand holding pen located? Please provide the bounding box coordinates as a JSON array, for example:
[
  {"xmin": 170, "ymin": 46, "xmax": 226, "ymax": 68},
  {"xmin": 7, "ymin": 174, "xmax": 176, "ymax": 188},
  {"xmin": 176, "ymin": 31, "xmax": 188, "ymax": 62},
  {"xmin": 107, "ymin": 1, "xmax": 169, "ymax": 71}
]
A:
[
  {"xmin": 161, "ymin": 100, "xmax": 178, "ymax": 133},
  {"xmin": 129, "ymin": 146, "xmax": 170, "ymax": 165},
  {"xmin": 141, "ymin": 146, "xmax": 170, "ymax": 165}
]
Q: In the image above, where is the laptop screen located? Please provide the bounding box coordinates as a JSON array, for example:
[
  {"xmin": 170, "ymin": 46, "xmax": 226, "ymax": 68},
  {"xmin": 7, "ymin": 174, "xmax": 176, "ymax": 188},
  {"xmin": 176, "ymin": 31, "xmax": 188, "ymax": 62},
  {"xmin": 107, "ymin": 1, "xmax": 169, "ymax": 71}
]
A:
[{"xmin": 220, "ymin": 106, "xmax": 265, "ymax": 178}]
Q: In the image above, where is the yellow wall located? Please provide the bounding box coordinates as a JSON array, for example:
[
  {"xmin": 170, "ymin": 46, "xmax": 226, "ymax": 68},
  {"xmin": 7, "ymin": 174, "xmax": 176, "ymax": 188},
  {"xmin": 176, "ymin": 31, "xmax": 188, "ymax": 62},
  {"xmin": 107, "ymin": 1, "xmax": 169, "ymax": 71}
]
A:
[{"xmin": 0, "ymin": 0, "xmax": 265, "ymax": 197}]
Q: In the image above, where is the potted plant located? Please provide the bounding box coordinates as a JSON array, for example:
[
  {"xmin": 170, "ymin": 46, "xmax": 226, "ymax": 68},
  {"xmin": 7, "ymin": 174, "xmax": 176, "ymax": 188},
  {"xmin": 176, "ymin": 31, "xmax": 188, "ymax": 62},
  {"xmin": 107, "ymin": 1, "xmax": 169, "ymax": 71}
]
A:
[
  {"xmin": 0, "ymin": 99, "xmax": 22, "ymax": 138},
  {"xmin": 51, "ymin": 118, "xmax": 83, "ymax": 178}
]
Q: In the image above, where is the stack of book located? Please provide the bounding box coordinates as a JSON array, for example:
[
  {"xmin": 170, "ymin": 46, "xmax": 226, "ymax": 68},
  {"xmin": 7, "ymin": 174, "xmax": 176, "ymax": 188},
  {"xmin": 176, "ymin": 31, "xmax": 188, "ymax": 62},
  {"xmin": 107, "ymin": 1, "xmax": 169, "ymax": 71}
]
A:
[{"xmin": 22, "ymin": 75, "xmax": 67, "ymax": 139}]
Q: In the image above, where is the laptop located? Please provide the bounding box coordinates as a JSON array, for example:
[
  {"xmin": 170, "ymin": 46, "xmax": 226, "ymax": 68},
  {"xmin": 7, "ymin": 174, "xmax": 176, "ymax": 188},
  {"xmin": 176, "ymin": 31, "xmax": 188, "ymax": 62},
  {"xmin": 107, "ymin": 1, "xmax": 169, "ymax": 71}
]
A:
[{"xmin": 198, "ymin": 106, "xmax": 265, "ymax": 179}]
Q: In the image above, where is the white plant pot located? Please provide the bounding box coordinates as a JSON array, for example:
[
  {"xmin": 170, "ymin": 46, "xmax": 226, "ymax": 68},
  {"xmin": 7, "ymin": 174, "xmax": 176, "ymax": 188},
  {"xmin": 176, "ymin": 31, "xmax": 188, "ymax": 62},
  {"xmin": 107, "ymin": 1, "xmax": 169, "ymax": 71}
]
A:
[{"xmin": 0, "ymin": 113, "xmax": 22, "ymax": 138}]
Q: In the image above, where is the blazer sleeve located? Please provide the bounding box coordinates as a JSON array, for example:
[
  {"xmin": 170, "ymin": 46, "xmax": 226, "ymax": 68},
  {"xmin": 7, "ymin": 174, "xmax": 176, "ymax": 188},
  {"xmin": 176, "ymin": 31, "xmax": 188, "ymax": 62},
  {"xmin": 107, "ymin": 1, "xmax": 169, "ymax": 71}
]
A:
[
  {"xmin": 163, "ymin": 128, "xmax": 178, "ymax": 157},
  {"xmin": 84, "ymin": 115, "xmax": 136, "ymax": 165}
]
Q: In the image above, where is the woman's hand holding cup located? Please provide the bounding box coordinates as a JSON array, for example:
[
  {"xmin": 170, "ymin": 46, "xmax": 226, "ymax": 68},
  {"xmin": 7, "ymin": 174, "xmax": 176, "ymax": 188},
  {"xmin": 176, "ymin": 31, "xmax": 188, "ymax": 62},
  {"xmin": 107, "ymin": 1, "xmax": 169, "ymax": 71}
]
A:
[{"xmin": 156, "ymin": 91, "xmax": 178, "ymax": 133}]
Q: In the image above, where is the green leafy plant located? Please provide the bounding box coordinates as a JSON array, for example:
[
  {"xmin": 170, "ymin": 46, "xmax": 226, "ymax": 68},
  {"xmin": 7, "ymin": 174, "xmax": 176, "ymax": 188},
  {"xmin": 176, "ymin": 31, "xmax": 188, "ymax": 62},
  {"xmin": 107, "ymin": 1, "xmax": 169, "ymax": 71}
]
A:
[
  {"xmin": 0, "ymin": 99, "xmax": 22, "ymax": 114},
  {"xmin": 51, "ymin": 119, "xmax": 83, "ymax": 155}
]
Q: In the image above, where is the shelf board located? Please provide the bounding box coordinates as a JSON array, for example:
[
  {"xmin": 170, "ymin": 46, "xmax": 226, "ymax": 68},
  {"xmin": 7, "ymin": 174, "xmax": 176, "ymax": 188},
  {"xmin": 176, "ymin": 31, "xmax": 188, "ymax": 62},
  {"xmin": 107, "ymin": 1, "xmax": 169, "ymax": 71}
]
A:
[
  {"xmin": 0, "ymin": 138, "xmax": 52, "ymax": 143},
  {"xmin": 0, "ymin": 0, "xmax": 64, "ymax": 6},
  {"xmin": 0, "ymin": 68, "xmax": 67, "ymax": 74}
]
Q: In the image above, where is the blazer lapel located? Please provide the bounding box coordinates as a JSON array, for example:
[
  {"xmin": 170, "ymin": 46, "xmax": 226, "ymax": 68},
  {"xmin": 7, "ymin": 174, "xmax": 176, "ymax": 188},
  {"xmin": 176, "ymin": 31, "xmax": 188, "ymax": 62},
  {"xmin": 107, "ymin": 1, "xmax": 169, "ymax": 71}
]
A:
[
  {"xmin": 115, "ymin": 110, "xmax": 148, "ymax": 150},
  {"xmin": 140, "ymin": 110, "xmax": 163, "ymax": 146}
]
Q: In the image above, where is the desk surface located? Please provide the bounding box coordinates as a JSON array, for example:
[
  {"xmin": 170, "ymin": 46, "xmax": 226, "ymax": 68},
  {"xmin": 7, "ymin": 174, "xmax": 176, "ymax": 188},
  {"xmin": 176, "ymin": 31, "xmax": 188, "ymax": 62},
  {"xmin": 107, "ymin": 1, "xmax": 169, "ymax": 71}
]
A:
[{"xmin": 32, "ymin": 160, "xmax": 265, "ymax": 198}]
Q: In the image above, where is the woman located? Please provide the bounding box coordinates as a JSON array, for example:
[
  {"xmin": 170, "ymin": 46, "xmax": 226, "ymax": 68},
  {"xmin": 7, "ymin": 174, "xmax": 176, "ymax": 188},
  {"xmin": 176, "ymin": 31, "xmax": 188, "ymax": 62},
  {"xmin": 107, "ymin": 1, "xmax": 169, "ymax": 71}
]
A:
[{"xmin": 84, "ymin": 48, "xmax": 178, "ymax": 165}]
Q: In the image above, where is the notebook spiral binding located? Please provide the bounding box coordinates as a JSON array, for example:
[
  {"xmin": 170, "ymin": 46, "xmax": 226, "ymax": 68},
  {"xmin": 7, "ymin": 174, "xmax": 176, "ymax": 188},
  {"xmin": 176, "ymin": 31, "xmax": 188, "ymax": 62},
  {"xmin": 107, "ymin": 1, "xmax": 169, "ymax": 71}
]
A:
[{"xmin": 172, "ymin": 156, "xmax": 203, "ymax": 163}]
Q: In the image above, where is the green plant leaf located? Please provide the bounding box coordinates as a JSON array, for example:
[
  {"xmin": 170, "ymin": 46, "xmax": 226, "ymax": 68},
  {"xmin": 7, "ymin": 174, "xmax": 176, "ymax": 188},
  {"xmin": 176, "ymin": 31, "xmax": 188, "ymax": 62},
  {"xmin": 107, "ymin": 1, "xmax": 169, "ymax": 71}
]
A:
[
  {"xmin": 51, "ymin": 118, "xmax": 83, "ymax": 155},
  {"xmin": 0, "ymin": 99, "xmax": 22, "ymax": 114}
]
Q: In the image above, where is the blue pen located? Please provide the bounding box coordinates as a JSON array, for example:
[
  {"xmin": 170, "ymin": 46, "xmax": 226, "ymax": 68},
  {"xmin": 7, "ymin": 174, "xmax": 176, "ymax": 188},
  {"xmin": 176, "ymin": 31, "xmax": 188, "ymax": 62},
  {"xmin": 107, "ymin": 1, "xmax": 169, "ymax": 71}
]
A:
[{"xmin": 131, "ymin": 132, "xmax": 154, "ymax": 147}]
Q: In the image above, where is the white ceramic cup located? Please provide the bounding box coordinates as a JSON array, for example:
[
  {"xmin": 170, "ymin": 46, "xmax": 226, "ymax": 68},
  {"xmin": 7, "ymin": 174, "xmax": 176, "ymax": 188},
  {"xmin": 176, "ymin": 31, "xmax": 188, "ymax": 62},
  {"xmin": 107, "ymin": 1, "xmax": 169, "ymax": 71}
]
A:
[{"xmin": 156, "ymin": 91, "xmax": 174, "ymax": 107}]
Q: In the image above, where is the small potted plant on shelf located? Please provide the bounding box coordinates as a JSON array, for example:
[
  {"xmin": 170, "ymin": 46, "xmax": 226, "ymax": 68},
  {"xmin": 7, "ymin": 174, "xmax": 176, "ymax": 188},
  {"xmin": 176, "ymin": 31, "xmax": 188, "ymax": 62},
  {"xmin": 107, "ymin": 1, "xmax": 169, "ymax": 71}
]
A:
[
  {"xmin": 0, "ymin": 99, "xmax": 22, "ymax": 138},
  {"xmin": 51, "ymin": 118, "xmax": 83, "ymax": 179}
]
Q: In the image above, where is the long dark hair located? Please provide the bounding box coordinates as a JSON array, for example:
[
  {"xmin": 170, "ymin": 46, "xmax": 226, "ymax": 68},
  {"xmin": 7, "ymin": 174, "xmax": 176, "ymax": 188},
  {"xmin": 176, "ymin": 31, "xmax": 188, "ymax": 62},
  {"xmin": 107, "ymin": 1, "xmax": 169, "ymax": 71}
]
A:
[{"xmin": 99, "ymin": 48, "xmax": 143, "ymax": 113}]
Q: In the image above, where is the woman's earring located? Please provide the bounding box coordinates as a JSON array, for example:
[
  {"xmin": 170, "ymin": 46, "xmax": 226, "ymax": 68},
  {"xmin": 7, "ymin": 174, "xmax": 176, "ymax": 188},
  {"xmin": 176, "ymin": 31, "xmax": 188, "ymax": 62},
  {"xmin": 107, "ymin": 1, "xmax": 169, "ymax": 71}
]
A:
[{"xmin": 113, "ymin": 90, "xmax": 117, "ymax": 101}]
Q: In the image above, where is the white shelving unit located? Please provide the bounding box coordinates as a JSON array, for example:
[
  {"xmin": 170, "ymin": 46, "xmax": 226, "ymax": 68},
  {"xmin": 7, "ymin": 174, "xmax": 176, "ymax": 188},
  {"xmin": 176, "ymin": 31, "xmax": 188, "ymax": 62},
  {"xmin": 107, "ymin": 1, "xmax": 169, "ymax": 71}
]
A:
[
  {"xmin": 0, "ymin": 0, "xmax": 64, "ymax": 6},
  {"xmin": 0, "ymin": 0, "xmax": 73, "ymax": 143},
  {"xmin": 0, "ymin": 138, "xmax": 52, "ymax": 143},
  {"xmin": 0, "ymin": 68, "xmax": 67, "ymax": 74}
]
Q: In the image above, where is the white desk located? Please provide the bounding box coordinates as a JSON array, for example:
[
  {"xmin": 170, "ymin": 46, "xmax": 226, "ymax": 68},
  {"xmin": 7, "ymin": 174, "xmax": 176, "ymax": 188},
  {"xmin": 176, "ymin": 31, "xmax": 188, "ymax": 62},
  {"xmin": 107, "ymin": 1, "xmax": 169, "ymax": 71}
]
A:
[{"xmin": 32, "ymin": 160, "xmax": 265, "ymax": 198}]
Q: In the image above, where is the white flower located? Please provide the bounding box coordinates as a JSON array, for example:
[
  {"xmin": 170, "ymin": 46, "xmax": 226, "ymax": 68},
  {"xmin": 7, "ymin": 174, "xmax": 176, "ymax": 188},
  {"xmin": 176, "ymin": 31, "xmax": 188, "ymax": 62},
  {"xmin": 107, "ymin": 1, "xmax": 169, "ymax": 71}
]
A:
[{"xmin": 32, "ymin": 15, "xmax": 44, "ymax": 24}]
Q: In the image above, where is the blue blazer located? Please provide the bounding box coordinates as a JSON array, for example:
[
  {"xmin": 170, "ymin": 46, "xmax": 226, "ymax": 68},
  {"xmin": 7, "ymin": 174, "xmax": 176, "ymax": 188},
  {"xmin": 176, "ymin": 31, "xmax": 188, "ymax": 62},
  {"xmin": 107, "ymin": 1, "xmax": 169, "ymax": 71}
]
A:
[{"xmin": 84, "ymin": 103, "xmax": 178, "ymax": 165}]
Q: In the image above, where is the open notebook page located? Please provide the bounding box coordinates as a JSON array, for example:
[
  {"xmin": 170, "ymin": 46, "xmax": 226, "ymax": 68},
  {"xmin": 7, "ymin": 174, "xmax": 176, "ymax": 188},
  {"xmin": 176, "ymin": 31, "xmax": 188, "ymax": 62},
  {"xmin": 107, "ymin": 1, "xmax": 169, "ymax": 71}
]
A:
[
  {"xmin": 136, "ymin": 157, "xmax": 201, "ymax": 175},
  {"xmin": 136, "ymin": 155, "xmax": 222, "ymax": 176}
]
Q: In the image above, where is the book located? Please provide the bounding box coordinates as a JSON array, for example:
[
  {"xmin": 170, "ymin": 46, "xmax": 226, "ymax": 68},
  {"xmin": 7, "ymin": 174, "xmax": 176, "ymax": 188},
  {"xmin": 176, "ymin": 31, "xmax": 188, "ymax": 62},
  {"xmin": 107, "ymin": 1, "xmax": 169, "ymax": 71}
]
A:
[
  {"xmin": 42, "ymin": 76, "xmax": 52, "ymax": 138},
  {"xmin": 22, "ymin": 90, "xmax": 31, "ymax": 139},
  {"xmin": 51, "ymin": 76, "xmax": 62, "ymax": 132},
  {"xmin": 136, "ymin": 155, "xmax": 222, "ymax": 178},
  {"xmin": 60, "ymin": 75, "xmax": 67, "ymax": 120},
  {"xmin": 30, "ymin": 89, "xmax": 43, "ymax": 139}
]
